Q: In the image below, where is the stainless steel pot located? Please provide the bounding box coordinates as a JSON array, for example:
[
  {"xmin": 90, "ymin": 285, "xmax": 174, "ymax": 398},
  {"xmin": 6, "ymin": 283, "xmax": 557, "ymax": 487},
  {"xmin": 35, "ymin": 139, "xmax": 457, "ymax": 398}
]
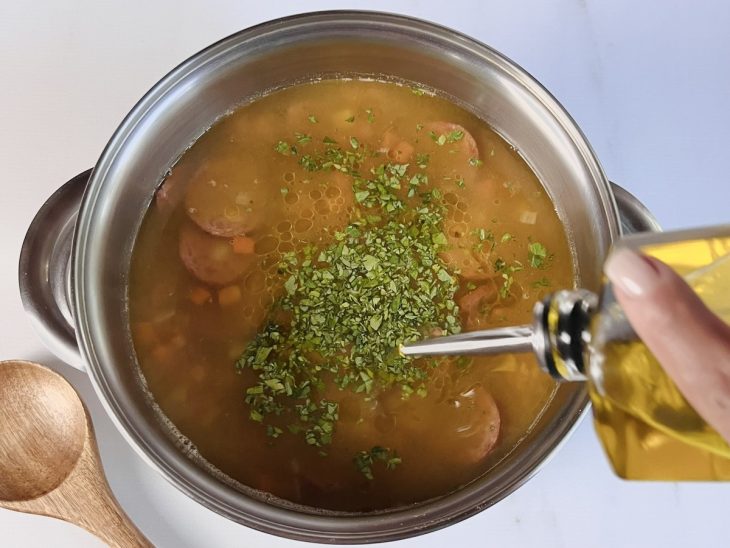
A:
[{"xmin": 18, "ymin": 11, "xmax": 659, "ymax": 543}]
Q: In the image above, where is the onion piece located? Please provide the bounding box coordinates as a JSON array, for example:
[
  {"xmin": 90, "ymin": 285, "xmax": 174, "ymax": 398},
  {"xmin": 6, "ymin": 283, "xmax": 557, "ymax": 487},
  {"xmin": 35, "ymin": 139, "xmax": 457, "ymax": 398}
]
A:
[{"xmin": 520, "ymin": 210, "xmax": 537, "ymax": 224}]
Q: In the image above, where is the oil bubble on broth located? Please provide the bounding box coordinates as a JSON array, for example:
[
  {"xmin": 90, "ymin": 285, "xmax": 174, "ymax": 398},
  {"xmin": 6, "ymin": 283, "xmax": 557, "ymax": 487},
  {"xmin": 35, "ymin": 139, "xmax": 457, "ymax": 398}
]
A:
[{"xmin": 129, "ymin": 79, "xmax": 573, "ymax": 512}]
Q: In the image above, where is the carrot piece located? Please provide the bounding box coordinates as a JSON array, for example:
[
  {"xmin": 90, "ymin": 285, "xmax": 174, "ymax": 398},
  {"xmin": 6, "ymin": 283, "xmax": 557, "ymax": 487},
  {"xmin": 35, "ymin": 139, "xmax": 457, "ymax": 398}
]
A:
[
  {"xmin": 231, "ymin": 235, "xmax": 255, "ymax": 254},
  {"xmin": 189, "ymin": 286, "xmax": 212, "ymax": 305},
  {"xmin": 132, "ymin": 321, "xmax": 157, "ymax": 347},
  {"xmin": 170, "ymin": 334, "xmax": 186, "ymax": 349},
  {"xmin": 151, "ymin": 343, "xmax": 175, "ymax": 365},
  {"xmin": 191, "ymin": 365, "xmax": 206, "ymax": 382},
  {"xmin": 218, "ymin": 285, "xmax": 242, "ymax": 307}
]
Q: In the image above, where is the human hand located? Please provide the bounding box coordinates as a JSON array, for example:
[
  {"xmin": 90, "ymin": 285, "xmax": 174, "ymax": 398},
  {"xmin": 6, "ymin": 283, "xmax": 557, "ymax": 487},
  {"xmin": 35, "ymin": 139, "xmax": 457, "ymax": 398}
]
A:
[{"xmin": 605, "ymin": 247, "xmax": 730, "ymax": 443}]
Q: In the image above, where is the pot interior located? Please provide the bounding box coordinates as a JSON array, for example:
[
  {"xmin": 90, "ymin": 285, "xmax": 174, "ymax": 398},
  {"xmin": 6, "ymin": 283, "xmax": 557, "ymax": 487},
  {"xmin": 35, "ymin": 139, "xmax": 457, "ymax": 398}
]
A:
[{"xmin": 73, "ymin": 11, "xmax": 618, "ymax": 543}]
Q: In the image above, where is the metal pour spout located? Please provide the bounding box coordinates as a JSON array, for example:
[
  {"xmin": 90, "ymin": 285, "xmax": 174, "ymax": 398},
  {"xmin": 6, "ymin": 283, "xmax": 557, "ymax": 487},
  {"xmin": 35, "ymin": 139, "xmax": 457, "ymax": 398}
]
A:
[{"xmin": 399, "ymin": 325, "xmax": 535, "ymax": 357}]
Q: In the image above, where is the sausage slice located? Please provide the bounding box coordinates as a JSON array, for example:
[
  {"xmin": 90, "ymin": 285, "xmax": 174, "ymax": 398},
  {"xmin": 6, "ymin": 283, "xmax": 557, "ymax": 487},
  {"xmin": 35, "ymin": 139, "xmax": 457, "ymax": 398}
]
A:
[{"xmin": 178, "ymin": 221, "xmax": 256, "ymax": 286}]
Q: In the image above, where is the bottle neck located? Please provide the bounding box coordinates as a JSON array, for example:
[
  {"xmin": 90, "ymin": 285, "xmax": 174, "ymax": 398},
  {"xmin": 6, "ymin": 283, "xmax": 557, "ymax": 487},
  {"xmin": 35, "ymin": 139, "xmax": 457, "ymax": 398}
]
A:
[{"xmin": 533, "ymin": 289, "xmax": 599, "ymax": 382}]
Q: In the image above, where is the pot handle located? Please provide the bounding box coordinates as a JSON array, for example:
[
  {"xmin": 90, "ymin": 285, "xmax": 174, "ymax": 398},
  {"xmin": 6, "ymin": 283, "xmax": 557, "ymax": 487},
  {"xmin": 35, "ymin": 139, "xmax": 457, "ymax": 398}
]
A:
[
  {"xmin": 610, "ymin": 181, "xmax": 661, "ymax": 234},
  {"xmin": 18, "ymin": 169, "xmax": 91, "ymax": 370}
]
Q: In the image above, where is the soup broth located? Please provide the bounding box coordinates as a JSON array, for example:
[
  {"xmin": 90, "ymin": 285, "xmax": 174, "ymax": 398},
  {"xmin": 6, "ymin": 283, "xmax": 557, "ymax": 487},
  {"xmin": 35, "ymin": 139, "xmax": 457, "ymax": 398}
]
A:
[{"xmin": 129, "ymin": 79, "xmax": 573, "ymax": 511}]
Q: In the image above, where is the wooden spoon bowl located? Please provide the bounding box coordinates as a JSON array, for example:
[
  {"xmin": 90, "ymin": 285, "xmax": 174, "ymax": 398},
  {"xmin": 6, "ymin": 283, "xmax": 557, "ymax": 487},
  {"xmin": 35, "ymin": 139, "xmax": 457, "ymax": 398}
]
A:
[{"xmin": 0, "ymin": 360, "xmax": 149, "ymax": 547}]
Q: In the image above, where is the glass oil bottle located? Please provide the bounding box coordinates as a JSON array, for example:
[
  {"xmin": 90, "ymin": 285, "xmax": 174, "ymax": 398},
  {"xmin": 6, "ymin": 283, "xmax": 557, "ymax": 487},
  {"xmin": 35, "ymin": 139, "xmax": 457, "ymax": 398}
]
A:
[{"xmin": 534, "ymin": 225, "xmax": 730, "ymax": 480}]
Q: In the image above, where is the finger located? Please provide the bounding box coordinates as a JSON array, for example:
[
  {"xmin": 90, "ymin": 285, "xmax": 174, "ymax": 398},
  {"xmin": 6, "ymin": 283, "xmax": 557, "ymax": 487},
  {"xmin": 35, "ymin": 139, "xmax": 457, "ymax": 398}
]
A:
[{"xmin": 605, "ymin": 247, "xmax": 730, "ymax": 443}]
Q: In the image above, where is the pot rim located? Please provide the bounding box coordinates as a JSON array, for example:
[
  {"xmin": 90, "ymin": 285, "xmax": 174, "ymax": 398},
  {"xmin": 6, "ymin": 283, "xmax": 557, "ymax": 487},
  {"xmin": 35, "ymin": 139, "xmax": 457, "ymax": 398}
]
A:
[{"xmin": 71, "ymin": 10, "xmax": 612, "ymax": 543}]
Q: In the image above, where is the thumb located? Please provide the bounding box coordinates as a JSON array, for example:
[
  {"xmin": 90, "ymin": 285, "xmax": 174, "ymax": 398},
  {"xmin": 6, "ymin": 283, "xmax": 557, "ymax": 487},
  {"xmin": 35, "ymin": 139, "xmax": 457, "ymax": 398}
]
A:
[{"xmin": 604, "ymin": 247, "xmax": 730, "ymax": 443}]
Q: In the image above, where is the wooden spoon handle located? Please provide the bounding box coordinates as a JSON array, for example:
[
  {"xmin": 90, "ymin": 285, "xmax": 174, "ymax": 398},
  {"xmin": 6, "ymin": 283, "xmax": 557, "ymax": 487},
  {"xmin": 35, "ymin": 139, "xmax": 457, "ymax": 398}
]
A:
[
  {"xmin": 3, "ymin": 421, "xmax": 150, "ymax": 547},
  {"xmin": 71, "ymin": 471, "xmax": 150, "ymax": 548}
]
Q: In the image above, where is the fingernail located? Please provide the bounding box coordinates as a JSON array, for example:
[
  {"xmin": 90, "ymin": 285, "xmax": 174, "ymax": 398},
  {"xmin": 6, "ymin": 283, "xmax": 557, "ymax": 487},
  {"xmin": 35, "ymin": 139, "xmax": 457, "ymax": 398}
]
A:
[{"xmin": 604, "ymin": 248, "xmax": 661, "ymax": 297}]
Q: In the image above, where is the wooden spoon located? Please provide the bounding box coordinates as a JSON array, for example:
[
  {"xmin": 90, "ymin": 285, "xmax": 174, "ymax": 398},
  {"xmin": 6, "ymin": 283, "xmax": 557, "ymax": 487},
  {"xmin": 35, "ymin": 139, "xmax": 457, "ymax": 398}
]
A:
[{"xmin": 0, "ymin": 360, "xmax": 150, "ymax": 547}]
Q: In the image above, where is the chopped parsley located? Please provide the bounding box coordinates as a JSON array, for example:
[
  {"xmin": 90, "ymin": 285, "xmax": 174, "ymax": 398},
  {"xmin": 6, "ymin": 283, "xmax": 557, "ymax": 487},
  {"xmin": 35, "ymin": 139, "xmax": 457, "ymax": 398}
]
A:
[
  {"xmin": 430, "ymin": 129, "xmax": 464, "ymax": 146},
  {"xmin": 308, "ymin": 114, "xmax": 318, "ymax": 124},
  {"xmin": 528, "ymin": 241, "xmax": 549, "ymax": 268},
  {"xmin": 237, "ymin": 145, "xmax": 460, "ymax": 475},
  {"xmin": 298, "ymin": 138, "xmax": 367, "ymax": 174},
  {"xmin": 295, "ymin": 132, "xmax": 312, "ymax": 145},
  {"xmin": 430, "ymin": 131, "xmax": 447, "ymax": 146},
  {"xmin": 447, "ymin": 129, "xmax": 464, "ymax": 142},
  {"xmin": 274, "ymin": 141, "xmax": 296, "ymax": 156},
  {"xmin": 472, "ymin": 228, "xmax": 496, "ymax": 253},
  {"xmin": 494, "ymin": 258, "xmax": 524, "ymax": 298},
  {"xmin": 354, "ymin": 446, "xmax": 401, "ymax": 479},
  {"xmin": 365, "ymin": 108, "xmax": 375, "ymax": 123}
]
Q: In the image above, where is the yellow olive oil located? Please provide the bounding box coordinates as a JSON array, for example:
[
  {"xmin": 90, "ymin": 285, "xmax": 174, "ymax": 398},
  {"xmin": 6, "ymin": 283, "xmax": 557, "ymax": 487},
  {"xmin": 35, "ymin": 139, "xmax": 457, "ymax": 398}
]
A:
[{"xmin": 587, "ymin": 229, "xmax": 730, "ymax": 480}]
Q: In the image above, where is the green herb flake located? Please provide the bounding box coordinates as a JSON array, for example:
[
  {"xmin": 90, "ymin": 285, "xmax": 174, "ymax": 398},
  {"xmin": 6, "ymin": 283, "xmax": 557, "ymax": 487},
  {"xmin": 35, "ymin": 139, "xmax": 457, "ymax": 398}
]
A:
[
  {"xmin": 369, "ymin": 315, "xmax": 383, "ymax": 331},
  {"xmin": 350, "ymin": 136, "xmax": 360, "ymax": 150},
  {"xmin": 250, "ymin": 410, "xmax": 263, "ymax": 422},
  {"xmin": 295, "ymin": 132, "xmax": 312, "ymax": 144},
  {"xmin": 494, "ymin": 258, "xmax": 524, "ymax": 298},
  {"xmin": 475, "ymin": 228, "xmax": 495, "ymax": 246},
  {"xmin": 301, "ymin": 155, "xmax": 320, "ymax": 171},
  {"xmin": 354, "ymin": 446, "xmax": 401, "ymax": 480},
  {"xmin": 365, "ymin": 108, "xmax": 375, "ymax": 123},
  {"xmin": 431, "ymin": 232, "xmax": 448, "ymax": 246},
  {"xmin": 469, "ymin": 157, "xmax": 484, "ymax": 167},
  {"xmin": 437, "ymin": 269, "xmax": 453, "ymax": 283},
  {"xmin": 274, "ymin": 141, "xmax": 296, "ymax": 156},
  {"xmin": 528, "ymin": 242, "xmax": 549, "ymax": 268},
  {"xmin": 499, "ymin": 273, "xmax": 514, "ymax": 299},
  {"xmin": 410, "ymin": 87, "xmax": 426, "ymax": 96},
  {"xmin": 415, "ymin": 153, "xmax": 429, "ymax": 169},
  {"xmin": 362, "ymin": 254, "xmax": 379, "ymax": 271},
  {"xmin": 447, "ymin": 129, "xmax": 464, "ymax": 143},
  {"xmin": 429, "ymin": 131, "xmax": 448, "ymax": 146},
  {"xmin": 308, "ymin": 114, "xmax": 318, "ymax": 124},
  {"xmin": 266, "ymin": 425, "xmax": 283, "ymax": 438},
  {"xmin": 264, "ymin": 378, "xmax": 285, "ymax": 391},
  {"xmin": 284, "ymin": 275, "xmax": 297, "ymax": 295},
  {"xmin": 345, "ymin": 115, "xmax": 355, "ymax": 123}
]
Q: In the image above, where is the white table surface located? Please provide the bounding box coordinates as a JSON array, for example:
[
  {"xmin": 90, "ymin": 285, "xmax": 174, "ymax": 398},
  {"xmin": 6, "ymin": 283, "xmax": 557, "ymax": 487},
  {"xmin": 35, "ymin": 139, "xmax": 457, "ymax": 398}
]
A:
[{"xmin": 1, "ymin": 1, "xmax": 729, "ymax": 547}]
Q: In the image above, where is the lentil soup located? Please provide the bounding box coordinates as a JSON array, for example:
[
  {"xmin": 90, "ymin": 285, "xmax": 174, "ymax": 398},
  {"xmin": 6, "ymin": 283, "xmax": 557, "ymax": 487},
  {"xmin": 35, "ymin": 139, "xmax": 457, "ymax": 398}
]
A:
[{"xmin": 129, "ymin": 79, "xmax": 573, "ymax": 511}]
